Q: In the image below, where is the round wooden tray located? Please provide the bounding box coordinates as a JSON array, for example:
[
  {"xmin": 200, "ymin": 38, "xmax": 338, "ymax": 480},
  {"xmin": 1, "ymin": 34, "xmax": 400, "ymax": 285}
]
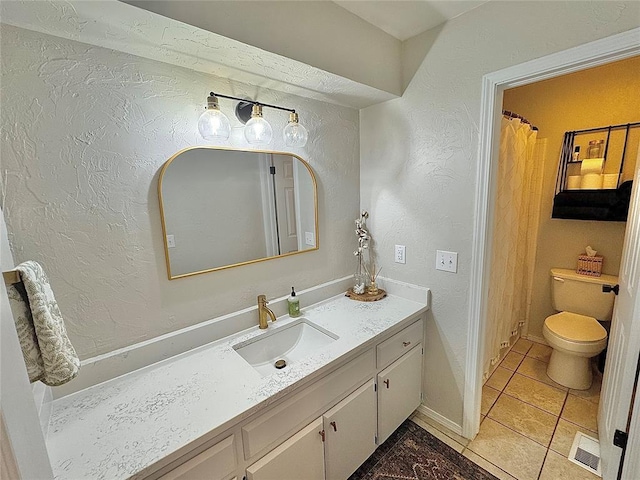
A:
[{"xmin": 345, "ymin": 288, "xmax": 387, "ymax": 302}]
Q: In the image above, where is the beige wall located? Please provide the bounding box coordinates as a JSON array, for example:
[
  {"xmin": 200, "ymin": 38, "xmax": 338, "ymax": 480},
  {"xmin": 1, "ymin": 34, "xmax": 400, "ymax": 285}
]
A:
[
  {"xmin": 503, "ymin": 56, "xmax": 640, "ymax": 340},
  {"xmin": 361, "ymin": 1, "xmax": 640, "ymax": 427}
]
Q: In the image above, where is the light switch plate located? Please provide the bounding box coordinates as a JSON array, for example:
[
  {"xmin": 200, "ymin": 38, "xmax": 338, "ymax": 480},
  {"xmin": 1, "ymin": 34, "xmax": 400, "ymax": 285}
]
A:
[
  {"xmin": 395, "ymin": 245, "xmax": 406, "ymax": 264},
  {"xmin": 436, "ymin": 250, "xmax": 458, "ymax": 273},
  {"xmin": 166, "ymin": 234, "xmax": 175, "ymax": 248},
  {"xmin": 305, "ymin": 231, "xmax": 315, "ymax": 246}
]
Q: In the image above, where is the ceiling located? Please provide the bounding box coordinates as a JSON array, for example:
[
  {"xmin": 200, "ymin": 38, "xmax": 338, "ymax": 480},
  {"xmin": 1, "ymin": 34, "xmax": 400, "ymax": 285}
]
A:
[{"xmin": 333, "ymin": 0, "xmax": 489, "ymax": 41}]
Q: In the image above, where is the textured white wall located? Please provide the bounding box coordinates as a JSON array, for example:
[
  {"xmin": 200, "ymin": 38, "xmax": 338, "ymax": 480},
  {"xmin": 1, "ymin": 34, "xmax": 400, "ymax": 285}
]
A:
[
  {"xmin": 0, "ymin": 0, "xmax": 396, "ymax": 109},
  {"xmin": 124, "ymin": 0, "xmax": 403, "ymax": 96},
  {"xmin": 361, "ymin": 1, "xmax": 640, "ymax": 426},
  {"xmin": 0, "ymin": 24, "xmax": 360, "ymax": 359}
]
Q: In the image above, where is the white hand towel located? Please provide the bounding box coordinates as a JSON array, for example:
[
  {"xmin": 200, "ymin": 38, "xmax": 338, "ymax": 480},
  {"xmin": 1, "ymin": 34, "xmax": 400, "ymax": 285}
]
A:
[{"xmin": 7, "ymin": 261, "xmax": 80, "ymax": 386}]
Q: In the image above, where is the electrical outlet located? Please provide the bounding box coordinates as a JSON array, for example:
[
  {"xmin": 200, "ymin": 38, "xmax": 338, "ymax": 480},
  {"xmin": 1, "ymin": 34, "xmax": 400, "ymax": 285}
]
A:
[
  {"xmin": 436, "ymin": 250, "xmax": 458, "ymax": 273},
  {"xmin": 166, "ymin": 234, "xmax": 175, "ymax": 248},
  {"xmin": 305, "ymin": 231, "xmax": 315, "ymax": 246},
  {"xmin": 395, "ymin": 245, "xmax": 406, "ymax": 264}
]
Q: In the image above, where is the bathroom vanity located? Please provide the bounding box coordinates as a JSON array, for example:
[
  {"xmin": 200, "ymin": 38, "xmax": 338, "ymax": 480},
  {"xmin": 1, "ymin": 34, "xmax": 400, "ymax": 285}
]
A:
[{"xmin": 45, "ymin": 284, "xmax": 429, "ymax": 480}]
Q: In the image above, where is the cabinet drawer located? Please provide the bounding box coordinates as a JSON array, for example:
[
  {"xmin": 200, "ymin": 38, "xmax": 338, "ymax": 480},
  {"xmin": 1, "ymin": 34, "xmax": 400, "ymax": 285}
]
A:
[
  {"xmin": 242, "ymin": 349, "xmax": 374, "ymax": 460},
  {"xmin": 158, "ymin": 434, "xmax": 236, "ymax": 480},
  {"xmin": 376, "ymin": 319, "xmax": 423, "ymax": 369}
]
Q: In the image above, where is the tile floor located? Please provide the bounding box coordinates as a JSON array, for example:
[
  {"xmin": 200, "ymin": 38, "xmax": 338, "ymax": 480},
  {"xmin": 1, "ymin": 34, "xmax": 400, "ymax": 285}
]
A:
[{"xmin": 410, "ymin": 338, "xmax": 603, "ymax": 480}]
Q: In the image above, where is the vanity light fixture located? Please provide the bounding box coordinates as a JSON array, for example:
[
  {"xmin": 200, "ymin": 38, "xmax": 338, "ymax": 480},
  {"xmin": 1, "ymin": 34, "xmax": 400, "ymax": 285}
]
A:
[
  {"xmin": 198, "ymin": 92, "xmax": 308, "ymax": 147},
  {"xmin": 283, "ymin": 112, "xmax": 309, "ymax": 148},
  {"xmin": 244, "ymin": 104, "xmax": 273, "ymax": 145},
  {"xmin": 198, "ymin": 93, "xmax": 232, "ymax": 141}
]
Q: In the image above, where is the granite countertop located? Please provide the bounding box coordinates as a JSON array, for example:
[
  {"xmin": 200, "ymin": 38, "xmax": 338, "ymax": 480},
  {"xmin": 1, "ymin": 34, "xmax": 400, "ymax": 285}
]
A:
[{"xmin": 46, "ymin": 293, "xmax": 428, "ymax": 480}]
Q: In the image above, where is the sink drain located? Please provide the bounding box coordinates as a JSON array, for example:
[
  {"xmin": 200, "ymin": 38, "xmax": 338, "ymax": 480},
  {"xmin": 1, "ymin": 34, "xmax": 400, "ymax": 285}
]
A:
[{"xmin": 274, "ymin": 359, "xmax": 287, "ymax": 369}]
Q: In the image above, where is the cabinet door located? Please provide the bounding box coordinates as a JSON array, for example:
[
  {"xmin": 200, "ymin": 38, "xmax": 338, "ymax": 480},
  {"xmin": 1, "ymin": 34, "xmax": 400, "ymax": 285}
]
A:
[
  {"xmin": 246, "ymin": 418, "xmax": 324, "ymax": 480},
  {"xmin": 323, "ymin": 379, "xmax": 377, "ymax": 480},
  {"xmin": 377, "ymin": 345, "xmax": 422, "ymax": 443},
  {"xmin": 158, "ymin": 435, "xmax": 236, "ymax": 480}
]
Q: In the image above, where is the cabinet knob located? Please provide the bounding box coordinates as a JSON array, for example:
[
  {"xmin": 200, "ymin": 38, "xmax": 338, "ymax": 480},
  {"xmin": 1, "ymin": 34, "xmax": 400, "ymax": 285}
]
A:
[
  {"xmin": 330, "ymin": 421, "xmax": 337, "ymax": 432},
  {"xmin": 319, "ymin": 430, "xmax": 325, "ymax": 442},
  {"xmin": 384, "ymin": 379, "xmax": 390, "ymax": 388},
  {"xmin": 402, "ymin": 341, "xmax": 411, "ymax": 347}
]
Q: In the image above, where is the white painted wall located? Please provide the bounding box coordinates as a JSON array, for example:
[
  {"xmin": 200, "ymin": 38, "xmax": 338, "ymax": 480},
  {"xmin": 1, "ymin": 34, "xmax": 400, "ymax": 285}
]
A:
[
  {"xmin": 124, "ymin": 0, "xmax": 403, "ymax": 96},
  {"xmin": 0, "ymin": 0, "xmax": 396, "ymax": 109},
  {"xmin": 360, "ymin": 1, "xmax": 640, "ymax": 427},
  {"xmin": 0, "ymin": 24, "xmax": 360, "ymax": 360}
]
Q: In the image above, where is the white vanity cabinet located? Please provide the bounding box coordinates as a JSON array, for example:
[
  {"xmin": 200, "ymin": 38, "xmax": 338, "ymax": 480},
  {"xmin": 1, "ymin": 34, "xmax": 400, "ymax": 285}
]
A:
[
  {"xmin": 245, "ymin": 378, "xmax": 377, "ymax": 480},
  {"xmin": 154, "ymin": 316, "xmax": 424, "ymax": 480}
]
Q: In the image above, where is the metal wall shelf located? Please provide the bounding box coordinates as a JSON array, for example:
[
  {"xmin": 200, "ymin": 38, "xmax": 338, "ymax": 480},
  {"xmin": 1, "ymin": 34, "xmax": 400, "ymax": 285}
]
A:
[{"xmin": 553, "ymin": 122, "xmax": 639, "ymax": 222}]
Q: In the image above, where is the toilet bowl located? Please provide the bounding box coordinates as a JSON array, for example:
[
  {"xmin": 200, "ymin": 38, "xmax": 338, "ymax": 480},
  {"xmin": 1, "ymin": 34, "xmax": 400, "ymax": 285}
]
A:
[
  {"xmin": 543, "ymin": 312, "xmax": 607, "ymax": 390},
  {"xmin": 542, "ymin": 268, "xmax": 618, "ymax": 390}
]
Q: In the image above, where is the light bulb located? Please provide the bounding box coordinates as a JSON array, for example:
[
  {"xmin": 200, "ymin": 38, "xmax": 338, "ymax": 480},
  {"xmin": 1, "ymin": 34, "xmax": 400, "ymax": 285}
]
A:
[
  {"xmin": 198, "ymin": 93, "xmax": 231, "ymax": 141},
  {"xmin": 283, "ymin": 112, "xmax": 308, "ymax": 147},
  {"xmin": 244, "ymin": 104, "xmax": 273, "ymax": 145}
]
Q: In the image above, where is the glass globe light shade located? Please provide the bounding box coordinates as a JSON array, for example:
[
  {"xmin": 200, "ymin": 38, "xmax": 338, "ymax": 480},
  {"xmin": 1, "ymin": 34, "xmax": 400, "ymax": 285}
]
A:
[
  {"xmin": 283, "ymin": 112, "xmax": 308, "ymax": 147},
  {"xmin": 198, "ymin": 94, "xmax": 231, "ymax": 141},
  {"xmin": 244, "ymin": 105, "xmax": 273, "ymax": 145}
]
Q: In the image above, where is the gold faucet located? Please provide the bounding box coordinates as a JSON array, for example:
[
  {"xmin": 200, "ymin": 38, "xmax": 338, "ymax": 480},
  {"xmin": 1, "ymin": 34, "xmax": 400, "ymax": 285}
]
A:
[{"xmin": 257, "ymin": 295, "xmax": 276, "ymax": 329}]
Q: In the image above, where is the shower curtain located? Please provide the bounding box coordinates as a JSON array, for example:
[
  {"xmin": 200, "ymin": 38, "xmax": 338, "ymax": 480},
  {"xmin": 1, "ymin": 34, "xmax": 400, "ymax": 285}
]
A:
[{"xmin": 483, "ymin": 116, "xmax": 540, "ymax": 380}]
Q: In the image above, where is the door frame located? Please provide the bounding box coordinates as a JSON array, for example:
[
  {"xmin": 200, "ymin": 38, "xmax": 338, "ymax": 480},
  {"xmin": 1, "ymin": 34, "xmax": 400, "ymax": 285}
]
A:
[{"xmin": 463, "ymin": 27, "xmax": 640, "ymax": 440}]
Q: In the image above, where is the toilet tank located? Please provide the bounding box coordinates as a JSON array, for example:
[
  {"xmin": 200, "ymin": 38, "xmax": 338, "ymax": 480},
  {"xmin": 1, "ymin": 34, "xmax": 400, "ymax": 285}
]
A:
[{"xmin": 550, "ymin": 268, "xmax": 618, "ymax": 321}]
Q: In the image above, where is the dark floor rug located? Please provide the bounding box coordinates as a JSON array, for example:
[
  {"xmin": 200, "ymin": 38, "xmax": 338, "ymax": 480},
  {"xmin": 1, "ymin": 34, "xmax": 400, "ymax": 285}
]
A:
[{"xmin": 349, "ymin": 420, "xmax": 498, "ymax": 480}]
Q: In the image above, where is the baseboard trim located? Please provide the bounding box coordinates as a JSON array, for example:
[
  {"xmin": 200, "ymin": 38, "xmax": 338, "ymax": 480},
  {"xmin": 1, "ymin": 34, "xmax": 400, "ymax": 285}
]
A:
[
  {"xmin": 523, "ymin": 334, "xmax": 547, "ymax": 345},
  {"xmin": 416, "ymin": 404, "xmax": 463, "ymax": 436}
]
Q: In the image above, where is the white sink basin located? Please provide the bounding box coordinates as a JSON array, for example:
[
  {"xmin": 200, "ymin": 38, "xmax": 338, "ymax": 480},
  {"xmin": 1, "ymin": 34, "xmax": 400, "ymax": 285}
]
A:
[{"xmin": 233, "ymin": 319, "xmax": 338, "ymax": 376}]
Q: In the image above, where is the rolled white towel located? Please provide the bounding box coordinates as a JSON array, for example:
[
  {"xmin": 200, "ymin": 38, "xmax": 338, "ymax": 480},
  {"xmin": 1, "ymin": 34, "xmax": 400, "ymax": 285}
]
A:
[
  {"xmin": 580, "ymin": 173, "xmax": 603, "ymax": 190},
  {"xmin": 580, "ymin": 158, "xmax": 604, "ymax": 175}
]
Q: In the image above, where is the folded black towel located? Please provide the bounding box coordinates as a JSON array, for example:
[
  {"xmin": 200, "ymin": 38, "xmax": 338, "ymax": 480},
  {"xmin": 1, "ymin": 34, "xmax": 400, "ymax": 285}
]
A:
[{"xmin": 553, "ymin": 180, "xmax": 633, "ymax": 221}]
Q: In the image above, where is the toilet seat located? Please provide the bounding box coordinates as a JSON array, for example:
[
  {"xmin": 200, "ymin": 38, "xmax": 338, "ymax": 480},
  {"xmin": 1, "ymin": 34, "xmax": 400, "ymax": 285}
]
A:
[{"xmin": 544, "ymin": 312, "xmax": 607, "ymax": 343}]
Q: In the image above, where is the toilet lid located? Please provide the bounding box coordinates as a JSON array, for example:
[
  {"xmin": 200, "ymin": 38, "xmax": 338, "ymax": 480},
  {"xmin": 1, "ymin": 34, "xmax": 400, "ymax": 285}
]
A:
[{"xmin": 546, "ymin": 312, "xmax": 607, "ymax": 342}]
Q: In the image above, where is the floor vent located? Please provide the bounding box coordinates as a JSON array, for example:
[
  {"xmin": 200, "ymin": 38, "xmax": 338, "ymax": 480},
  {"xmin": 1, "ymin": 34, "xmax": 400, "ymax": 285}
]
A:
[{"xmin": 569, "ymin": 432, "xmax": 602, "ymax": 477}]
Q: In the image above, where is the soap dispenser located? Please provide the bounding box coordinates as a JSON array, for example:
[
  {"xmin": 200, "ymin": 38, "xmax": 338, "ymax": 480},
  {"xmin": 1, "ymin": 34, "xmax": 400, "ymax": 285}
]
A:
[{"xmin": 288, "ymin": 287, "xmax": 301, "ymax": 318}]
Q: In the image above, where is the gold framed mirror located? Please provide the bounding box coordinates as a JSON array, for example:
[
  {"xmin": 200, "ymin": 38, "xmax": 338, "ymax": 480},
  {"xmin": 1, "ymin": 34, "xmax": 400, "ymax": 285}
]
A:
[{"xmin": 158, "ymin": 147, "xmax": 318, "ymax": 279}]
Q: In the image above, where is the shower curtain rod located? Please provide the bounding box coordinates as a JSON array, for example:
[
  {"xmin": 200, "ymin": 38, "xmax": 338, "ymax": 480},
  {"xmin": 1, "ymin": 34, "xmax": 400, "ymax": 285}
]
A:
[{"xmin": 502, "ymin": 110, "xmax": 538, "ymax": 131}]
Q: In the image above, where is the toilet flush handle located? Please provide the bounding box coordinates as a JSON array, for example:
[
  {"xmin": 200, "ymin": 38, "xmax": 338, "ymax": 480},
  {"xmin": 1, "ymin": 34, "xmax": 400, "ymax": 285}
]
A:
[
  {"xmin": 603, "ymin": 284, "xmax": 619, "ymax": 295},
  {"xmin": 553, "ymin": 276, "xmax": 565, "ymax": 282}
]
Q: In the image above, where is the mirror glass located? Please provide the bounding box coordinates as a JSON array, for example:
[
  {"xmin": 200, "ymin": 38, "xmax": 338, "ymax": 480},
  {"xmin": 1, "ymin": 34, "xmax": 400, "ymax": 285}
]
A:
[{"xmin": 158, "ymin": 147, "xmax": 318, "ymax": 279}]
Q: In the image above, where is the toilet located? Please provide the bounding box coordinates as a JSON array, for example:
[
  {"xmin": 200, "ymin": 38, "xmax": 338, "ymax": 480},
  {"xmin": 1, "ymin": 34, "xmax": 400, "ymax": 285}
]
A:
[{"xmin": 542, "ymin": 268, "xmax": 618, "ymax": 390}]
